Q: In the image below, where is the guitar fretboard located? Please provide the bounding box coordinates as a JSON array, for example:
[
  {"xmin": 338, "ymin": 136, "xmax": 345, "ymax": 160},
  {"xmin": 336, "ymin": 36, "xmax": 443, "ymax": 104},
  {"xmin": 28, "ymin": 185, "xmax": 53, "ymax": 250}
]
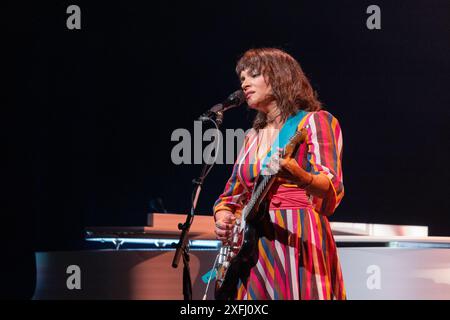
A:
[{"xmin": 241, "ymin": 174, "xmax": 274, "ymax": 221}]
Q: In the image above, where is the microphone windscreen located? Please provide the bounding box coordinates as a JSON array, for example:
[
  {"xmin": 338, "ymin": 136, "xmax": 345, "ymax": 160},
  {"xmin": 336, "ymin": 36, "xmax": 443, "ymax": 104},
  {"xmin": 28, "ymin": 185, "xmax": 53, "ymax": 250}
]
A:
[{"xmin": 228, "ymin": 90, "xmax": 245, "ymax": 106}]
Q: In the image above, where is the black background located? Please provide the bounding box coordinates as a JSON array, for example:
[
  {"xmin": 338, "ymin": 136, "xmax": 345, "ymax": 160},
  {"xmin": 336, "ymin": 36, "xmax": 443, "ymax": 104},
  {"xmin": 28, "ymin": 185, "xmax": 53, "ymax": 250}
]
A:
[{"xmin": 3, "ymin": 0, "xmax": 450, "ymax": 298}]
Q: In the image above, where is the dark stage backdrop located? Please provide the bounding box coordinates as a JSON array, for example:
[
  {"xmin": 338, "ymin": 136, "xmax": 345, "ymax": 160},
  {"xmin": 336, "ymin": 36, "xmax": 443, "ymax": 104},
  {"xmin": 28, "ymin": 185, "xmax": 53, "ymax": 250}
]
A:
[{"xmin": 5, "ymin": 0, "xmax": 450, "ymax": 256}]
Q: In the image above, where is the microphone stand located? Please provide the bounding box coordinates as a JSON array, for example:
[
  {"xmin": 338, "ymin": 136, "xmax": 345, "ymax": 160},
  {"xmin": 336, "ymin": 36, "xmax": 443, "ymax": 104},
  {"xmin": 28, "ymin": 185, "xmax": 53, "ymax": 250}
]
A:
[{"xmin": 172, "ymin": 111, "xmax": 224, "ymax": 300}]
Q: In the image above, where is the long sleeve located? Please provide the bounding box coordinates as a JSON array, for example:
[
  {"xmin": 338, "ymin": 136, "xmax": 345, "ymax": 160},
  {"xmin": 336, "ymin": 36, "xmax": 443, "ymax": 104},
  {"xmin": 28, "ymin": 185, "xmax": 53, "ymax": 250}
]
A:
[
  {"xmin": 305, "ymin": 110, "xmax": 344, "ymax": 216},
  {"xmin": 212, "ymin": 130, "xmax": 253, "ymax": 218}
]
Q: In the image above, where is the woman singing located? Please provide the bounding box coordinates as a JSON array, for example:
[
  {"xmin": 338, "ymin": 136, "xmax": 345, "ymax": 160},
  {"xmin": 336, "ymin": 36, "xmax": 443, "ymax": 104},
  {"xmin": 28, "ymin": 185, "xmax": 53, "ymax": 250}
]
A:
[{"xmin": 213, "ymin": 48, "xmax": 346, "ymax": 300}]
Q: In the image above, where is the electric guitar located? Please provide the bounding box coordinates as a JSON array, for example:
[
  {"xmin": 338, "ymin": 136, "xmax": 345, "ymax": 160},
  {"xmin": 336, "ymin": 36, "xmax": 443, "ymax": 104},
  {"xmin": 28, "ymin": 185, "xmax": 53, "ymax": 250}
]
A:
[{"xmin": 214, "ymin": 127, "xmax": 307, "ymax": 300}]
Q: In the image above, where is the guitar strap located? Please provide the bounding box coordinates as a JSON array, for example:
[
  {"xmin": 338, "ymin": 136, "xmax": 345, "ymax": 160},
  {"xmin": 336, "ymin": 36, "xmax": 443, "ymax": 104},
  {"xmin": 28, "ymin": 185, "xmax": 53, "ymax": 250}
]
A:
[{"xmin": 260, "ymin": 110, "xmax": 308, "ymax": 175}]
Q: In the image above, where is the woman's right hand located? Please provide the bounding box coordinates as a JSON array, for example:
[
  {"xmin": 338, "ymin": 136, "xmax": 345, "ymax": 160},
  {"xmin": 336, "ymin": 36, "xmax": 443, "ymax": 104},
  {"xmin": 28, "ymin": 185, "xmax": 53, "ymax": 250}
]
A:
[{"xmin": 214, "ymin": 210, "xmax": 236, "ymax": 244}]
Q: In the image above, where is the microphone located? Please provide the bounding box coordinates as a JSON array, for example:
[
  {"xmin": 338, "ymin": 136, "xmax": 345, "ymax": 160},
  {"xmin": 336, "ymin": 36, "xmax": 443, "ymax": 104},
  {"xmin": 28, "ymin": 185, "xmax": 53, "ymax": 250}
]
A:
[{"xmin": 199, "ymin": 90, "xmax": 245, "ymax": 121}]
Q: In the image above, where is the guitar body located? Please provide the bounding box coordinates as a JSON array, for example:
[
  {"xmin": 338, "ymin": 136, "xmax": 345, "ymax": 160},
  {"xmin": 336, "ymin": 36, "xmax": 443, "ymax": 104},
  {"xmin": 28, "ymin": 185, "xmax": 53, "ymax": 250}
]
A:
[{"xmin": 214, "ymin": 194, "xmax": 268, "ymax": 300}]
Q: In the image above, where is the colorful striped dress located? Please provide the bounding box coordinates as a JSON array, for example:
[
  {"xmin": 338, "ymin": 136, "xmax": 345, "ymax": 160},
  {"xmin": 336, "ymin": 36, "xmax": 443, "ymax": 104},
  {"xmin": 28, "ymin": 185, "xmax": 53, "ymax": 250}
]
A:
[{"xmin": 213, "ymin": 110, "xmax": 346, "ymax": 300}]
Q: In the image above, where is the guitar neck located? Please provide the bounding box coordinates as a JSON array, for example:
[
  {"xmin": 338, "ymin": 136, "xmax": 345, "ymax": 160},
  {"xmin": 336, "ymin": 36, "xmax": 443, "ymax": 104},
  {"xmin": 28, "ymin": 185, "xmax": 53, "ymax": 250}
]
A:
[
  {"xmin": 242, "ymin": 174, "xmax": 276, "ymax": 221},
  {"xmin": 240, "ymin": 127, "xmax": 307, "ymax": 222}
]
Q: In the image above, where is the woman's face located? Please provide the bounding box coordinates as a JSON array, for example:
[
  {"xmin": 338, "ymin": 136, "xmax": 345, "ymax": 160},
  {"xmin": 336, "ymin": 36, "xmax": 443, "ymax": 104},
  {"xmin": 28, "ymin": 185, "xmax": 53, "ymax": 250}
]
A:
[{"xmin": 240, "ymin": 69, "xmax": 275, "ymax": 112}]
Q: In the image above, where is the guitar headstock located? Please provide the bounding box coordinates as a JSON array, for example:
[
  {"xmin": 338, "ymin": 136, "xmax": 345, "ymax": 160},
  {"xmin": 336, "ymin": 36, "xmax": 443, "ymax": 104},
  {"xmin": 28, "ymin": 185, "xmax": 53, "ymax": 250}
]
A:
[{"xmin": 284, "ymin": 127, "xmax": 307, "ymax": 158}]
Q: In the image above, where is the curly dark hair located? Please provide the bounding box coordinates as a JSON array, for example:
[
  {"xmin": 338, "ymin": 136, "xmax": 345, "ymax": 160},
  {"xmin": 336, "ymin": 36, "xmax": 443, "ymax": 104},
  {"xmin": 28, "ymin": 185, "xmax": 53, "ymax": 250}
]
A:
[{"xmin": 236, "ymin": 48, "xmax": 322, "ymax": 130}]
